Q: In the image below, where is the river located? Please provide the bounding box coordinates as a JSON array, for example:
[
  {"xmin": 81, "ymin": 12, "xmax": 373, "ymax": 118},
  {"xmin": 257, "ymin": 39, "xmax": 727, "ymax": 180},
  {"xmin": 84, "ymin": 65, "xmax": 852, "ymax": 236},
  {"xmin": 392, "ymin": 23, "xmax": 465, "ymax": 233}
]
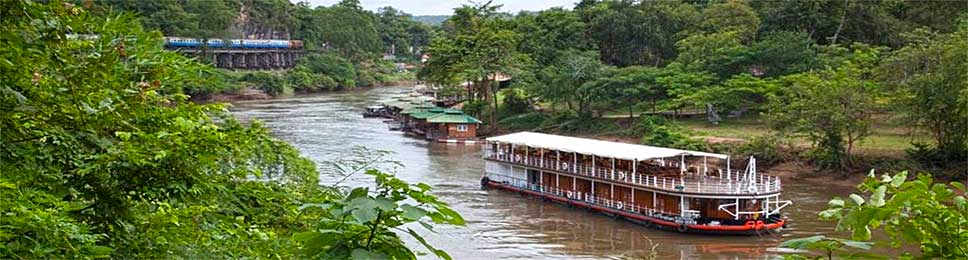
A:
[{"xmin": 230, "ymin": 86, "xmax": 859, "ymax": 259}]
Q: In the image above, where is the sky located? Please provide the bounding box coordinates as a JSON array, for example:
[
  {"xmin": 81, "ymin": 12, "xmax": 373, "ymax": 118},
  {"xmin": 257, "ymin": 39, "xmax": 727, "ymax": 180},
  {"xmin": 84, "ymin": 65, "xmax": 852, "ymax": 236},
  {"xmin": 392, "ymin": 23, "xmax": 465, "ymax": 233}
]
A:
[{"xmin": 295, "ymin": 0, "xmax": 577, "ymax": 16}]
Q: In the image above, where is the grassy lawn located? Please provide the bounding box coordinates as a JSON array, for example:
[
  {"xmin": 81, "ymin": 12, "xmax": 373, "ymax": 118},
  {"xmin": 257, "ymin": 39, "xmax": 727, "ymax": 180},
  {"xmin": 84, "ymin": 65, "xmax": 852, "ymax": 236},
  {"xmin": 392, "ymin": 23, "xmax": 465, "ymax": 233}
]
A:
[{"xmin": 676, "ymin": 115, "xmax": 929, "ymax": 157}]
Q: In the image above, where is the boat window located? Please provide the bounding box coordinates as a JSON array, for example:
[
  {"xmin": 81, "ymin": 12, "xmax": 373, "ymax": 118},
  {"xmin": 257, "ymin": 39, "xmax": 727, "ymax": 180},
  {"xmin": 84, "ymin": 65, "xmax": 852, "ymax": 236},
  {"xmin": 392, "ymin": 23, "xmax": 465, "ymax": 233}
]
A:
[{"xmin": 457, "ymin": 124, "xmax": 468, "ymax": 132}]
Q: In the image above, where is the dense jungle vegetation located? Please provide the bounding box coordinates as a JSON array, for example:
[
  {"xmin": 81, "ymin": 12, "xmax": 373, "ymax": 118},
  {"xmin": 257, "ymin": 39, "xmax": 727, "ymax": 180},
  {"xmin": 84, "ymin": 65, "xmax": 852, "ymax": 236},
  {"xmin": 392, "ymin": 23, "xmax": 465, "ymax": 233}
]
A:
[
  {"xmin": 418, "ymin": 0, "xmax": 968, "ymax": 178},
  {"xmin": 1, "ymin": 1, "xmax": 461, "ymax": 258},
  {"xmin": 92, "ymin": 0, "xmax": 433, "ymax": 99},
  {"xmin": 2, "ymin": 0, "xmax": 966, "ymax": 259}
]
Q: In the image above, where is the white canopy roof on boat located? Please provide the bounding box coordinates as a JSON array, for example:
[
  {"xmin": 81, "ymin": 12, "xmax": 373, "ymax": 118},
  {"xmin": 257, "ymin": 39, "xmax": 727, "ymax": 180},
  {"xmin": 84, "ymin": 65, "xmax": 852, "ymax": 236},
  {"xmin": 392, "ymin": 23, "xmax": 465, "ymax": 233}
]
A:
[{"xmin": 486, "ymin": 132, "xmax": 729, "ymax": 161}]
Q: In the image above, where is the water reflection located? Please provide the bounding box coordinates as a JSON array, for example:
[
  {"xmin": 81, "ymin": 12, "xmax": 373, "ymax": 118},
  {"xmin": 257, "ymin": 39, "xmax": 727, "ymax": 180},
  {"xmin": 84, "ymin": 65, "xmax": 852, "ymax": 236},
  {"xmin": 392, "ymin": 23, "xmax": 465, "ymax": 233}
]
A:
[{"xmin": 230, "ymin": 86, "xmax": 856, "ymax": 259}]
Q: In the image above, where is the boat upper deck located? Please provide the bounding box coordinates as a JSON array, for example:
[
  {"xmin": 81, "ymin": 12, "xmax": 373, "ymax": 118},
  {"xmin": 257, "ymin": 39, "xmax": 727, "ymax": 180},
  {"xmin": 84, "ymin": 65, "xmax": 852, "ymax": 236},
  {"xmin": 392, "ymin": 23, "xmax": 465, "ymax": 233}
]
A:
[{"xmin": 484, "ymin": 132, "xmax": 782, "ymax": 197}]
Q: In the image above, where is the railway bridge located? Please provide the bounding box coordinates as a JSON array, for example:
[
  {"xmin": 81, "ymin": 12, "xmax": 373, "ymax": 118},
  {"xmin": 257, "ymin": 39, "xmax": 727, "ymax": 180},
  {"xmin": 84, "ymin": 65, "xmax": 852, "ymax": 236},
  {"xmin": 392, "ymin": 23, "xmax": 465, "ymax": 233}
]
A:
[{"xmin": 173, "ymin": 49, "xmax": 304, "ymax": 70}]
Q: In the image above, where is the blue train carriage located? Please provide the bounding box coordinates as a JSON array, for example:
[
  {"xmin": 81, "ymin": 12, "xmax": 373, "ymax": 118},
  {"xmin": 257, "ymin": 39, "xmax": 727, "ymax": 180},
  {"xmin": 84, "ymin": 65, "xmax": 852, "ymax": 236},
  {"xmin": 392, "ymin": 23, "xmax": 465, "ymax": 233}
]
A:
[
  {"xmin": 164, "ymin": 37, "xmax": 297, "ymax": 50},
  {"xmin": 164, "ymin": 36, "xmax": 200, "ymax": 48}
]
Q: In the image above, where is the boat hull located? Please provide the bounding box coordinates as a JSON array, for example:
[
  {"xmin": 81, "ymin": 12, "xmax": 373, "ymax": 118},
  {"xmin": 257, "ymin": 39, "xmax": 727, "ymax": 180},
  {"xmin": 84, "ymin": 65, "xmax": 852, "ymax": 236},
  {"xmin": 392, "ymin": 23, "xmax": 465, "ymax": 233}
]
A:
[{"xmin": 483, "ymin": 179, "xmax": 785, "ymax": 236}]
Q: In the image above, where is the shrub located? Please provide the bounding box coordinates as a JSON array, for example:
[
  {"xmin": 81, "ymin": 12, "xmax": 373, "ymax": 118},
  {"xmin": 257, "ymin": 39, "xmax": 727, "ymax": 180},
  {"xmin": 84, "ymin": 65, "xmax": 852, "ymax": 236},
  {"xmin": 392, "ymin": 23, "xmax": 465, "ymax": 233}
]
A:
[
  {"xmin": 240, "ymin": 72, "xmax": 290, "ymax": 96},
  {"xmin": 637, "ymin": 116, "xmax": 707, "ymax": 150},
  {"xmin": 499, "ymin": 88, "xmax": 532, "ymax": 118},
  {"xmin": 715, "ymin": 135, "xmax": 791, "ymax": 166}
]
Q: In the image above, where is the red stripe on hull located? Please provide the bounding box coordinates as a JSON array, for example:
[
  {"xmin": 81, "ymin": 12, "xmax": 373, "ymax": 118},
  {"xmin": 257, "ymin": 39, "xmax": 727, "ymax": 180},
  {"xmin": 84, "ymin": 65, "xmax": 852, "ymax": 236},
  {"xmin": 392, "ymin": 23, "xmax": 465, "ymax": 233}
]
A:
[{"xmin": 485, "ymin": 180, "xmax": 784, "ymax": 236}]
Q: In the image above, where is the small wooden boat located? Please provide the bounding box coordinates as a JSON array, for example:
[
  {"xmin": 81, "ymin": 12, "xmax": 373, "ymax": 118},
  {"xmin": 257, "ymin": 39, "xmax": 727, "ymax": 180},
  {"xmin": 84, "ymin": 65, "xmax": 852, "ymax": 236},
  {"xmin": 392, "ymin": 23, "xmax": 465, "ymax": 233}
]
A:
[
  {"xmin": 480, "ymin": 132, "xmax": 790, "ymax": 235},
  {"xmin": 363, "ymin": 105, "xmax": 388, "ymax": 118}
]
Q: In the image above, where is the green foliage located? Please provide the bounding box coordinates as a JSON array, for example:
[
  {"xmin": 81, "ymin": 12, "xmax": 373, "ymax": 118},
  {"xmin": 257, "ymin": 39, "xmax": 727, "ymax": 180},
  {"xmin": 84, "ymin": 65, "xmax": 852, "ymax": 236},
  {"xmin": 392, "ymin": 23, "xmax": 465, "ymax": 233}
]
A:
[
  {"xmin": 779, "ymin": 235, "xmax": 877, "ymax": 260},
  {"xmin": 376, "ymin": 7, "xmax": 432, "ymax": 62},
  {"xmin": 0, "ymin": 2, "xmax": 457, "ymax": 259},
  {"xmin": 421, "ymin": 3, "xmax": 527, "ymax": 127},
  {"xmin": 313, "ymin": 2, "xmax": 383, "ymax": 59},
  {"xmin": 637, "ymin": 116, "xmax": 706, "ymax": 150},
  {"xmin": 672, "ymin": 30, "xmax": 751, "ymax": 78},
  {"xmin": 97, "ymin": 0, "xmax": 239, "ymax": 38},
  {"xmin": 534, "ymin": 50, "xmax": 609, "ymax": 116},
  {"xmin": 795, "ymin": 171, "xmax": 968, "ymax": 258},
  {"xmin": 296, "ymin": 170, "xmax": 464, "ymax": 259},
  {"xmin": 0, "ymin": 180, "xmax": 112, "ymax": 259},
  {"xmin": 499, "ymin": 88, "xmax": 532, "ymax": 118},
  {"xmin": 580, "ymin": 0, "xmax": 700, "ymax": 66},
  {"xmin": 749, "ymin": 31, "xmax": 820, "ymax": 77},
  {"xmin": 462, "ymin": 100, "xmax": 487, "ymax": 119},
  {"xmin": 687, "ymin": 74, "xmax": 779, "ymax": 117},
  {"xmin": 879, "ymin": 23, "xmax": 968, "ymax": 167},
  {"xmin": 700, "ymin": 0, "xmax": 761, "ymax": 41},
  {"xmin": 767, "ymin": 44, "xmax": 882, "ymax": 171},
  {"xmin": 512, "ymin": 7, "xmax": 594, "ymax": 67},
  {"xmin": 582, "ymin": 66, "xmax": 653, "ymax": 118},
  {"xmin": 241, "ymin": 71, "xmax": 291, "ymax": 96}
]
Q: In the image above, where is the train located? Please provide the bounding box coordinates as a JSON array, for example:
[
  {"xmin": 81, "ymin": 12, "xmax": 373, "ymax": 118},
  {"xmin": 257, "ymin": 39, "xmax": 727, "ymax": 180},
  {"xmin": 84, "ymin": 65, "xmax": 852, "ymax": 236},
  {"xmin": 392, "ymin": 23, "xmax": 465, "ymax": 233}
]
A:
[{"xmin": 163, "ymin": 37, "xmax": 303, "ymax": 49}]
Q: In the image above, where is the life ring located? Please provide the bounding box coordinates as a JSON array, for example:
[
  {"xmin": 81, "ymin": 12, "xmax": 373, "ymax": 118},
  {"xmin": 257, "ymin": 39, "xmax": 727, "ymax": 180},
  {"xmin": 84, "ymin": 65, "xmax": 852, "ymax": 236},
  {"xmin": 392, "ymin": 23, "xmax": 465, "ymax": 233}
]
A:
[
  {"xmin": 618, "ymin": 172, "xmax": 626, "ymax": 180},
  {"xmin": 566, "ymin": 191, "xmax": 574, "ymax": 198},
  {"xmin": 514, "ymin": 154, "xmax": 521, "ymax": 162},
  {"xmin": 615, "ymin": 201, "xmax": 623, "ymax": 210},
  {"xmin": 561, "ymin": 162, "xmax": 569, "ymax": 170},
  {"xmin": 677, "ymin": 224, "xmax": 688, "ymax": 232}
]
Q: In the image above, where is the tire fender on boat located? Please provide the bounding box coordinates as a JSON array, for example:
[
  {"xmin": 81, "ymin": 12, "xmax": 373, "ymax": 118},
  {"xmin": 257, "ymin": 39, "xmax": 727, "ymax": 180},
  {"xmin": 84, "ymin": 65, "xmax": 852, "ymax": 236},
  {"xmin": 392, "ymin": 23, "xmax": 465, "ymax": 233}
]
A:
[
  {"xmin": 755, "ymin": 220, "xmax": 765, "ymax": 230},
  {"xmin": 480, "ymin": 176, "xmax": 490, "ymax": 189},
  {"xmin": 677, "ymin": 224, "xmax": 688, "ymax": 232}
]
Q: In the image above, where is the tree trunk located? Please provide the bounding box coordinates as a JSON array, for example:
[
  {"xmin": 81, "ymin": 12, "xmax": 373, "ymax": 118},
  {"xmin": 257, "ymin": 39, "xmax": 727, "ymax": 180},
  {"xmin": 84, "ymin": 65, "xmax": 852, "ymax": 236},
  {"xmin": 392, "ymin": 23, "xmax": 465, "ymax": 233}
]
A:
[{"xmin": 830, "ymin": 0, "xmax": 850, "ymax": 44}]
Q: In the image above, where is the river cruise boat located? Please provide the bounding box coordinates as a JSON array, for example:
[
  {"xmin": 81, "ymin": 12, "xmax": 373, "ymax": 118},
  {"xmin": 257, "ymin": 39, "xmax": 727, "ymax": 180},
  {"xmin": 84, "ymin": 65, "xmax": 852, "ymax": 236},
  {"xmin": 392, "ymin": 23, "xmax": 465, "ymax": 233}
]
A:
[{"xmin": 481, "ymin": 132, "xmax": 791, "ymax": 235}]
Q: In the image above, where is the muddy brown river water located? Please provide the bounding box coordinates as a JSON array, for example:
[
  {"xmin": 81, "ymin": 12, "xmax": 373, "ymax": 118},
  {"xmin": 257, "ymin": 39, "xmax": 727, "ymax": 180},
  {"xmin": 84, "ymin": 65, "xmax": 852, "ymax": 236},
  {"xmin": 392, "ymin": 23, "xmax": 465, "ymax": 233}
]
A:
[{"xmin": 230, "ymin": 86, "xmax": 876, "ymax": 259}]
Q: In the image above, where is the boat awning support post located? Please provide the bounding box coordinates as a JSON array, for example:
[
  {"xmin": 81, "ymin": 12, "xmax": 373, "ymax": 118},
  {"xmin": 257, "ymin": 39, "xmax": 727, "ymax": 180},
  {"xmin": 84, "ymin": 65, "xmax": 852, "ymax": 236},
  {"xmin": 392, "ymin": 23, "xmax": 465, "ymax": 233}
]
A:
[
  {"xmin": 611, "ymin": 158, "xmax": 615, "ymax": 179},
  {"xmin": 556, "ymin": 150, "xmax": 560, "ymax": 171},
  {"xmin": 680, "ymin": 154, "xmax": 686, "ymax": 175},
  {"xmin": 592, "ymin": 155, "xmax": 596, "ymax": 175},
  {"xmin": 573, "ymin": 152, "xmax": 577, "ymax": 173},
  {"xmin": 703, "ymin": 156, "xmax": 707, "ymax": 176},
  {"xmin": 726, "ymin": 156, "xmax": 731, "ymax": 179}
]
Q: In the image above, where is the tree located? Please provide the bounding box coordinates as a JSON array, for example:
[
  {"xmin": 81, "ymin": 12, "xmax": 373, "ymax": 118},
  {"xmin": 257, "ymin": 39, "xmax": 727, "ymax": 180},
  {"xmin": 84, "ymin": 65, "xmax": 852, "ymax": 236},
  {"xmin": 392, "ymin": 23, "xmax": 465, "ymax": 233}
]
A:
[
  {"xmin": 535, "ymin": 50, "xmax": 609, "ymax": 117},
  {"xmin": 672, "ymin": 30, "xmax": 751, "ymax": 78},
  {"xmin": 686, "ymin": 73, "xmax": 779, "ymax": 119},
  {"xmin": 878, "ymin": 24, "xmax": 968, "ymax": 166},
  {"xmin": 583, "ymin": 66, "xmax": 662, "ymax": 119},
  {"xmin": 184, "ymin": 0, "xmax": 237, "ymax": 40},
  {"xmin": 580, "ymin": 0, "xmax": 700, "ymax": 66},
  {"xmin": 512, "ymin": 8, "xmax": 593, "ymax": 68},
  {"xmin": 421, "ymin": 3, "xmax": 524, "ymax": 130},
  {"xmin": 749, "ymin": 31, "xmax": 820, "ymax": 77},
  {"xmin": 376, "ymin": 7, "xmax": 431, "ymax": 61},
  {"xmin": 767, "ymin": 45, "xmax": 881, "ymax": 171},
  {"xmin": 700, "ymin": 0, "xmax": 761, "ymax": 41},
  {"xmin": 310, "ymin": 1, "xmax": 383, "ymax": 60}
]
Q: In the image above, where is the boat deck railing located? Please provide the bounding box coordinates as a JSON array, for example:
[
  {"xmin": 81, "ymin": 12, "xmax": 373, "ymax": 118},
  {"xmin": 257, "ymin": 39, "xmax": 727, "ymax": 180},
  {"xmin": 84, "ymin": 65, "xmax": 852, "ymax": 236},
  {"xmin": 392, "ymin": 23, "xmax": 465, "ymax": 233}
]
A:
[
  {"xmin": 484, "ymin": 153, "xmax": 782, "ymax": 195},
  {"xmin": 488, "ymin": 174, "xmax": 695, "ymax": 223}
]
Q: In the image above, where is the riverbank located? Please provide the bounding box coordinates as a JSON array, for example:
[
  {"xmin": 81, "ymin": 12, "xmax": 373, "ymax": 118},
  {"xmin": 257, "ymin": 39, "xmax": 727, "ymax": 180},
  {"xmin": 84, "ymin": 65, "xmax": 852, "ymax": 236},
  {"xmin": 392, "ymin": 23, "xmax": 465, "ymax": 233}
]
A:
[{"xmin": 194, "ymin": 78, "xmax": 418, "ymax": 103}]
